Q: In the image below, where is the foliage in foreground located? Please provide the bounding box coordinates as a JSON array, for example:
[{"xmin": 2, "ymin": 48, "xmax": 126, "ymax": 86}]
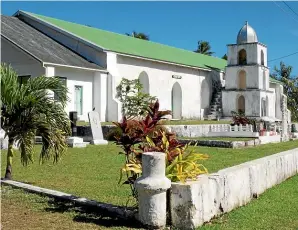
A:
[
  {"xmin": 1, "ymin": 63, "xmax": 71, "ymax": 179},
  {"xmin": 116, "ymin": 78, "xmax": 156, "ymax": 119},
  {"xmin": 113, "ymin": 100, "xmax": 208, "ymax": 198}
]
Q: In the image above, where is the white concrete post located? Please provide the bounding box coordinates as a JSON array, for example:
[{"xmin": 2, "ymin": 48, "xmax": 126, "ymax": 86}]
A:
[
  {"xmin": 274, "ymin": 125, "xmax": 277, "ymax": 133},
  {"xmin": 239, "ymin": 124, "xmax": 243, "ymax": 132},
  {"xmin": 234, "ymin": 125, "xmax": 238, "ymax": 132},
  {"xmin": 246, "ymin": 124, "xmax": 249, "ymax": 132},
  {"xmin": 135, "ymin": 152, "xmax": 171, "ymax": 228},
  {"xmin": 229, "ymin": 125, "xmax": 232, "ymax": 132}
]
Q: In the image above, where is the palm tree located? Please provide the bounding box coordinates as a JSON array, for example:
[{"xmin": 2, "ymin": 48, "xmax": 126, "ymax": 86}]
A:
[
  {"xmin": 1, "ymin": 63, "xmax": 71, "ymax": 179},
  {"xmin": 125, "ymin": 31, "xmax": 149, "ymax": 40},
  {"xmin": 194, "ymin": 40, "xmax": 214, "ymax": 56},
  {"xmin": 222, "ymin": 54, "xmax": 228, "ymax": 60}
]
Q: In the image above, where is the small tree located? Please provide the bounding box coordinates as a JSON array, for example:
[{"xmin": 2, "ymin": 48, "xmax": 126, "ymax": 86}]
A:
[
  {"xmin": 271, "ymin": 62, "xmax": 298, "ymax": 121},
  {"xmin": 116, "ymin": 78, "xmax": 156, "ymax": 119},
  {"xmin": 1, "ymin": 63, "xmax": 71, "ymax": 179}
]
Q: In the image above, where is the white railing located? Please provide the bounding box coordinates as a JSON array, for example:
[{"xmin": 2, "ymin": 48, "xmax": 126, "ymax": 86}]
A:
[{"xmin": 209, "ymin": 124, "xmax": 253, "ymax": 133}]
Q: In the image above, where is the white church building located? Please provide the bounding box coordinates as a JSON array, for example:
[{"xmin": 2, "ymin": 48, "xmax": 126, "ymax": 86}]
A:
[{"xmin": 1, "ymin": 11, "xmax": 287, "ymax": 123}]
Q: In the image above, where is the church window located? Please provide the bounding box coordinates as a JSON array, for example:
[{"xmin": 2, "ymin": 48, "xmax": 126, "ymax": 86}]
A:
[
  {"xmin": 238, "ymin": 49, "xmax": 247, "ymax": 65},
  {"xmin": 238, "ymin": 70, "xmax": 246, "ymax": 90},
  {"xmin": 261, "ymin": 50, "xmax": 264, "ymax": 65},
  {"xmin": 138, "ymin": 71, "xmax": 150, "ymax": 94}
]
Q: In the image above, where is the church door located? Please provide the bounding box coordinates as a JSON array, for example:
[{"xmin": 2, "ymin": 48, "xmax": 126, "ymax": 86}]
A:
[{"xmin": 171, "ymin": 82, "xmax": 182, "ymax": 119}]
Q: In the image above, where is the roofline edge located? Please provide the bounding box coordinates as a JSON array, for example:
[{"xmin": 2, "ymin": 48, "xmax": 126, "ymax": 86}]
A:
[{"xmin": 43, "ymin": 62, "xmax": 107, "ymax": 73}]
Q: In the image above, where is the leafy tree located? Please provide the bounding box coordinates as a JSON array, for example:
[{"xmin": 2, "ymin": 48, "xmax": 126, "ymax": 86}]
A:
[
  {"xmin": 125, "ymin": 31, "xmax": 149, "ymax": 40},
  {"xmin": 1, "ymin": 63, "xmax": 71, "ymax": 179},
  {"xmin": 270, "ymin": 61, "xmax": 298, "ymax": 121},
  {"xmin": 222, "ymin": 54, "xmax": 228, "ymax": 60},
  {"xmin": 116, "ymin": 78, "xmax": 156, "ymax": 119},
  {"xmin": 194, "ymin": 40, "xmax": 215, "ymax": 56}
]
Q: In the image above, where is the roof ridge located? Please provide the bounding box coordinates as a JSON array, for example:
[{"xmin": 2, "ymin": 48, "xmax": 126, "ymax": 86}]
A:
[{"xmin": 20, "ymin": 10, "xmax": 225, "ymax": 62}]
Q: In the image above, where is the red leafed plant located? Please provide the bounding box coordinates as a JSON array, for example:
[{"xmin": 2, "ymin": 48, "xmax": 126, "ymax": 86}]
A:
[
  {"xmin": 113, "ymin": 100, "xmax": 208, "ymax": 199},
  {"xmin": 231, "ymin": 111, "xmax": 256, "ymax": 125}
]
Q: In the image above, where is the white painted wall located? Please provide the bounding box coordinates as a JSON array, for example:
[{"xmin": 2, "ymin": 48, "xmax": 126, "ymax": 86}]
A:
[
  {"xmin": 227, "ymin": 43, "xmax": 267, "ymax": 66},
  {"xmin": 1, "ymin": 38, "xmax": 45, "ymax": 77},
  {"xmin": 222, "ymin": 90, "xmax": 261, "ymax": 117},
  {"xmin": 54, "ymin": 66, "xmax": 99, "ymax": 121},
  {"xmin": 225, "ymin": 65, "xmax": 269, "ymax": 90},
  {"xmin": 113, "ymin": 54, "xmax": 212, "ymax": 120}
]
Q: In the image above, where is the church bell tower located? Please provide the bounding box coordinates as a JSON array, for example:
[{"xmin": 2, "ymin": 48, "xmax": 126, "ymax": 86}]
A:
[{"xmin": 222, "ymin": 21, "xmax": 271, "ymax": 118}]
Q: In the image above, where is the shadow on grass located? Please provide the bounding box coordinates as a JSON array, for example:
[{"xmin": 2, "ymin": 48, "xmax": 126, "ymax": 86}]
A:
[{"xmin": 44, "ymin": 198, "xmax": 143, "ymax": 229}]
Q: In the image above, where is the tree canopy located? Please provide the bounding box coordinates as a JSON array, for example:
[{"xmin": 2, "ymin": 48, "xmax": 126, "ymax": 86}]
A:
[
  {"xmin": 194, "ymin": 40, "xmax": 214, "ymax": 56},
  {"xmin": 271, "ymin": 61, "xmax": 298, "ymax": 121},
  {"xmin": 125, "ymin": 31, "xmax": 150, "ymax": 40}
]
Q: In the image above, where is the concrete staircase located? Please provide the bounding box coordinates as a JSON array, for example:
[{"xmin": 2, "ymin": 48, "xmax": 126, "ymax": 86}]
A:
[{"xmin": 207, "ymin": 88, "xmax": 223, "ymax": 120}]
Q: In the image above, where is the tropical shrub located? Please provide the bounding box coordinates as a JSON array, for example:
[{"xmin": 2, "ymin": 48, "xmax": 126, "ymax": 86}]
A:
[
  {"xmin": 116, "ymin": 78, "xmax": 156, "ymax": 119},
  {"xmin": 1, "ymin": 63, "xmax": 71, "ymax": 179},
  {"xmin": 231, "ymin": 111, "xmax": 256, "ymax": 125},
  {"xmin": 113, "ymin": 100, "xmax": 208, "ymax": 198}
]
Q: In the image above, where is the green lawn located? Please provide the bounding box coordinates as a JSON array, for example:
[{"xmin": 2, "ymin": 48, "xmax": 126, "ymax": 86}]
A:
[
  {"xmin": 1, "ymin": 185, "xmax": 135, "ymax": 230},
  {"xmin": 1, "ymin": 140, "xmax": 298, "ymax": 206},
  {"xmin": 180, "ymin": 137, "xmax": 256, "ymax": 141},
  {"xmin": 77, "ymin": 119, "xmax": 231, "ymax": 126},
  {"xmin": 199, "ymin": 174, "xmax": 298, "ymax": 230},
  {"xmin": 2, "ymin": 174, "xmax": 298, "ymax": 229}
]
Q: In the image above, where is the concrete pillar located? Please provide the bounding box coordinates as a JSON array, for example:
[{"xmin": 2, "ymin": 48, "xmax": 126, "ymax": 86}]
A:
[
  {"xmin": 135, "ymin": 152, "xmax": 171, "ymax": 228},
  {"xmin": 234, "ymin": 125, "xmax": 238, "ymax": 132},
  {"xmin": 239, "ymin": 124, "xmax": 243, "ymax": 131}
]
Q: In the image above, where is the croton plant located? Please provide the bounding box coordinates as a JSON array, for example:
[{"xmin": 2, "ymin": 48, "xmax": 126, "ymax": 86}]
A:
[{"xmin": 113, "ymin": 100, "xmax": 208, "ymax": 199}]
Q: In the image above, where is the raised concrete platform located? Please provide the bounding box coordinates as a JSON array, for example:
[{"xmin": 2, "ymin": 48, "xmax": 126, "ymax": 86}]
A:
[
  {"xmin": 66, "ymin": 137, "xmax": 88, "ymax": 148},
  {"xmin": 90, "ymin": 139, "xmax": 108, "ymax": 145},
  {"xmin": 170, "ymin": 148, "xmax": 298, "ymax": 229}
]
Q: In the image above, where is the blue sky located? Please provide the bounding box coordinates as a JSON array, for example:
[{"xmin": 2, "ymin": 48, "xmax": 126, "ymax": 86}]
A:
[{"xmin": 2, "ymin": 1, "xmax": 298, "ymax": 76}]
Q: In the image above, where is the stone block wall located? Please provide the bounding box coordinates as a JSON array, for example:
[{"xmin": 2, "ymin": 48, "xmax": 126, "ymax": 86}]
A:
[
  {"xmin": 76, "ymin": 124, "xmax": 231, "ymax": 140},
  {"xmin": 170, "ymin": 148, "xmax": 298, "ymax": 229}
]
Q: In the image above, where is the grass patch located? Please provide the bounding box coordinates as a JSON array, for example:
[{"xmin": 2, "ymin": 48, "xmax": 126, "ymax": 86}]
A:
[
  {"xmin": 1, "ymin": 140, "xmax": 298, "ymax": 206},
  {"xmin": 199, "ymin": 174, "xmax": 298, "ymax": 230},
  {"xmin": 180, "ymin": 137, "xmax": 256, "ymax": 141},
  {"xmin": 76, "ymin": 119, "xmax": 231, "ymax": 127},
  {"xmin": 1, "ymin": 185, "xmax": 141, "ymax": 230}
]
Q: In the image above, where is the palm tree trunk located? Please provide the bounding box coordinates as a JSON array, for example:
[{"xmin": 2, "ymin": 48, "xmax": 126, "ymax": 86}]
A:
[{"xmin": 5, "ymin": 139, "xmax": 14, "ymax": 180}]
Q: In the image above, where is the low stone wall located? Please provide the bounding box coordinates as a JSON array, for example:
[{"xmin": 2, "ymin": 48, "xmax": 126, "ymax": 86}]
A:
[
  {"xmin": 166, "ymin": 124, "xmax": 230, "ymax": 138},
  {"xmin": 77, "ymin": 125, "xmax": 115, "ymax": 141},
  {"xmin": 76, "ymin": 124, "xmax": 230, "ymax": 140},
  {"xmin": 259, "ymin": 135, "xmax": 281, "ymax": 144},
  {"xmin": 170, "ymin": 148, "xmax": 298, "ymax": 229},
  {"xmin": 179, "ymin": 139, "xmax": 260, "ymax": 149},
  {"xmin": 207, "ymin": 131, "xmax": 259, "ymax": 138}
]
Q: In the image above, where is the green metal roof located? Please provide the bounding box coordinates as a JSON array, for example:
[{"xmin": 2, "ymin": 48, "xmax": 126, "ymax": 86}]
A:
[
  {"xmin": 269, "ymin": 77, "xmax": 283, "ymax": 85},
  {"xmin": 21, "ymin": 11, "xmax": 227, "ymax": 71}
]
